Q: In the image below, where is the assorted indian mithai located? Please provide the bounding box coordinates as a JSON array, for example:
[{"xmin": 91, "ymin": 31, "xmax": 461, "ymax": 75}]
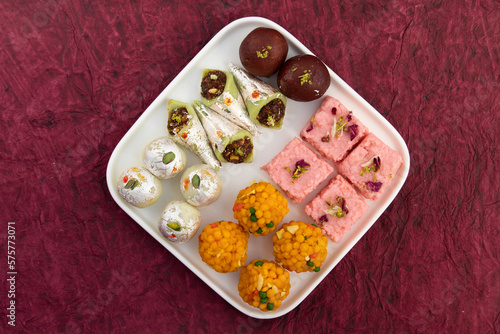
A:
[{"xmin": 115, "ymin": 26, "xmax": 403, "ymax": 313}]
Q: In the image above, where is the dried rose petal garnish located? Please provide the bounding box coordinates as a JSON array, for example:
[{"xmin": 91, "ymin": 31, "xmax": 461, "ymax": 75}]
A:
[
  {"xmin": 337, "ymin": 196, "xmax": 349, "ymax": 215},
  {"xmin": 296, "ymin": 159, "xmax": 309, "ymax": 168},
  {"xmin": 324, "ymin": 196, "xmax": 349, "ymax": 218},
  {"xmin": 306, "ymin": 117, "xmax": 316, "ymax": 132},
  {"xmin": 349, "ymin": 124, "xmax": 359, "ymax": 141},
  {"xmin": 293, "ymin": 159, "xmax": 310, "ymax": 178},
  {"xmin": 285, "ymin": 159, "xmax": 310, "ymax": 183},
  {"xmin": 347, "ymin": 111, "xmax": 353, "ymax": 122},
  {"xmin": 373, "ymin": 156, "xmax": 381, "ymax": 172},
  {"xmin": 366, "ymin": 181, "xmax": 382, "ymax": 192}
]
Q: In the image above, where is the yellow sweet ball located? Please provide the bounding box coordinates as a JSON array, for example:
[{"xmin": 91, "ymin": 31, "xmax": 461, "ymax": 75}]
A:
[
  {"xmin": 272, "ymin": 221, "xmax": 328, "ymax": 273},
  {"xmin": 233, "ymin": 181, "xmax": 289, "ymax": 237},
  {"xmin": 238, "ymin": 260, "xmax": 290, "ymax": 312},
  {"xmin": 198, "ymin": 221, "xmax": 249, "ymax": 273}
]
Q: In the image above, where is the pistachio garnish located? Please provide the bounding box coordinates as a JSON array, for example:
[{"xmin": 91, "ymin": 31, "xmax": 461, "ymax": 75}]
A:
[
  {"xmin": 167, "ymin": 222, "xmax": 181, "ymax": 231},
  {"xmin": 192, "ymin": 174, "xmax": 200, "ymax": 188},
  {"xmin": 324, "ymin": 196, "xmax": 349, "ymax": 218},
  {"xmin": 171, "ymin": 113, "xmax": 182, "ymax": 124},
  {"xmin": 256, "ymin": 45, "xmax": 272, "ymax": 58},
  {"xmin": 360, "ymin": 155, "xmax": 381, "ymax": 176},
  {"xmin": 331, "ymin": 116, "xmax": 348, "ymax": 138},
  {"xmin": 162, "ymin": 152, "xmax": 175, "ymax": 164},
  {"xmin": 298, "ymin": 69, "xmax": 312, "ymax": 85},
  {"xmin": 234, "ymin": 147, "xmax": 244, "ymax": 156},
  {"xmin": 290, "ymin": 159, "xmax": 310, "ymax": 183},
  {"xmin": 124, "ymin": 179, "xmax": 138, "ymax": 190}
]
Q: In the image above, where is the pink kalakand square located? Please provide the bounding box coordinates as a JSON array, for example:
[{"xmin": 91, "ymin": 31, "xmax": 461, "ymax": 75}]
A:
[
  {"xmin": 262, "ymin": 137, "xmax": 333, "ymax": 204},
  {"xmin": 304, "ymin": 174, "xmax": 368, "ymax": 242},
  {"xmin": 337, "ymin": 133, "xmax": 403, "ymax": 201},
  {"xmin": 300, "ymin": 95, "xmax": 369, "ymax": 162}
]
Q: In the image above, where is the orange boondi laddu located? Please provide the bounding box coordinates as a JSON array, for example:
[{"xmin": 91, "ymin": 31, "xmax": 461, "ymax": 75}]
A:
[
  {"xmin": 233, "ymin": 182, "xmax": 289, "ymax": 237},
  {"xmin": 198, "ymin": 221, "xmax": 249, "ymax": 273},
  {"xmin": 272, "ymin": 221, "xmax": 328, "ymax": 273},
  {"xmin": 238, "ymin": 260, "xmax": 290, "ymax": 312}
]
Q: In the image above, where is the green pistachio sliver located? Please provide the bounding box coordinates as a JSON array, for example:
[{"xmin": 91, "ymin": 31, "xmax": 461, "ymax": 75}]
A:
[
  {"xmin": 324, "ymin": 196, "xmax": 347, "ymax": 218},
  {"xmin": 167, "ymin": 222, "xmax": 181, "ymax": 231},
  {"xmin": 298, "ymin": 70, "xmax": 312, "ymax": 85},
  {"xmin": 360, "ymin": 166, "xmax": 371, "ymax": 176},
  {"xmin": 124, "ymin": 179, "xmax": 134, "ymax": 189},
  {"xmin": 162, "ymin": 152, "xmax": 176, "ymax": 164},
  {"xmin": 124, "ymin": 179, "xmax": 138, "ymax": 190},
  {"xmin": 171, "ymin": 113, "xmax": 182, "ymax": 124},
  {"xmin": 234, "ymin": 147, "xmax": 244, "ymax": 156},
  {"xmin": 192, "ymin": 174, "xmax": 200, "ymax": 188},
  {"xmin": 256, "ymin": 50, "xmax": 268, "ymax": 58}
]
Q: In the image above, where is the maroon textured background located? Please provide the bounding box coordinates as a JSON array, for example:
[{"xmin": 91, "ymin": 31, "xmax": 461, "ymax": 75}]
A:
[{"xmin": 1, "ymin": 0, "xmax": 499, "ymax": 333}]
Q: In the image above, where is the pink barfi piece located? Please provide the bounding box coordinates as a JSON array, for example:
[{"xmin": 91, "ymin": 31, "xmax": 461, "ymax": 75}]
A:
[
  {"xmin": 337, "ymin": 133, "xmax": 403, "ymax": 201},
  {"xmin": 262, "ymin": 137, "xmax": 333, "ymax": 204},
  {"xmin": 300, "ymin": 95, "xmax": 369, "ymax": 162},
  {"xmin": 304, "ymin": 175, "xmax": 368, "ymax": 242}
]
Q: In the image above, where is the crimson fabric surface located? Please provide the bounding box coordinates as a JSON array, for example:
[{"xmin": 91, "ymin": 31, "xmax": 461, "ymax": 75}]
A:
[{"xmin": 1, "ymin": 0, "xmax": 499, "ymax": 333}]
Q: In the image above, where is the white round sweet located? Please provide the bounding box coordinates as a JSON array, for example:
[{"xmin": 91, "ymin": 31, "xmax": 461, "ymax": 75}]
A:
[
  {"xmin": 158, "ymin": 200, "xmax": 201, "ymax": 244},
  {"xmin": 117, "ymin": 167, "xmax": 162, "ymax": 208},
  {"xmin": 180, "ymin": 164, "xmax": 223, "ymax": 206},
  {"xmin": 143, "ymin": 136, "xmax": 186, "ymax": 179}
]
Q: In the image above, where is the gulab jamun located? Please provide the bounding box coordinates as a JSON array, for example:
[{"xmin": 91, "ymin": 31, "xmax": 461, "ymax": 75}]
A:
[
  {"xmin": 277, "ymin": 55, "xmax": 330, "ymax": 102},
  {"xmin": 239, "ymin": 27, "xmax": 288, "ymax": 77}
]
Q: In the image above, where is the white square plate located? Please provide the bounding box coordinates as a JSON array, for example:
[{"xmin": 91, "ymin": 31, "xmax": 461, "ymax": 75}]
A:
[{"xmin": 106, "ymin": 16, "xmax": 410, "ymax": 319}]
